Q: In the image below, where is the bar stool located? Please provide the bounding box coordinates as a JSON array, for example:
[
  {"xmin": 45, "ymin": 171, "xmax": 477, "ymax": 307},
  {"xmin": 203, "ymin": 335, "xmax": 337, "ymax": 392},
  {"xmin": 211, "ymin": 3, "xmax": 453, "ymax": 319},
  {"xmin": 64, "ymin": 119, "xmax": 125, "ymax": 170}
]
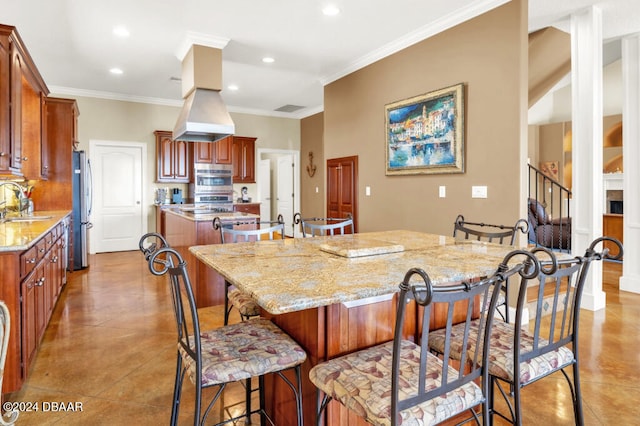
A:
[{"xmin": 138, "ymin": 233, "xmax": 306, "ymax": 426}]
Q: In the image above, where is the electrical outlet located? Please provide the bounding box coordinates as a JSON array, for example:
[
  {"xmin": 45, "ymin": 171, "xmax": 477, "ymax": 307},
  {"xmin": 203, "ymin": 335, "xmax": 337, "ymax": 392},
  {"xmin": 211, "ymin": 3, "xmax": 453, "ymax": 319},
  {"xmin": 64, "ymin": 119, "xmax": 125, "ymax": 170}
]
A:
[
  {"xmin": 472, "ymin": 186, "xmax": 488, "ymax": 198},
  {"xmin": 365, "ymin": 186, "xmax": 371, "ymax": 196},
  {"xmin": 439, "ymin": 186, "xmax": 446, "ymax": 198}
]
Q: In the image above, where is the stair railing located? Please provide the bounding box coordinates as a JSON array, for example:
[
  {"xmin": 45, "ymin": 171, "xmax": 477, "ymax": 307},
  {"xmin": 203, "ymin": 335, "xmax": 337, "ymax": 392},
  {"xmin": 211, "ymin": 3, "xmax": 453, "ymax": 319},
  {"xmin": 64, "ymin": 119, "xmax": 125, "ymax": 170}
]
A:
[{"xmin": 528, "ymin": 163, "xmax": 572, "ymax": 252}]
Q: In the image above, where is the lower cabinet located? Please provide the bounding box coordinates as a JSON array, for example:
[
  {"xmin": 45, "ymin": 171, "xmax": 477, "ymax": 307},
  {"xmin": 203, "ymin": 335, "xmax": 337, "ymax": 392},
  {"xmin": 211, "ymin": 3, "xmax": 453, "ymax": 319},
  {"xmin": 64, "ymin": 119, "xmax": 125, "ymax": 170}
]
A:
[
  {"xmin": 233, "ymin": 203, "xmax": 260, "ymax": 217},
  {"xmin": 0, "ymin": 215, "xmax": 69, "ymax": 393},
  {"xmin": 20, "ymin": 221, "xmax": 65, "ymax": 375}
]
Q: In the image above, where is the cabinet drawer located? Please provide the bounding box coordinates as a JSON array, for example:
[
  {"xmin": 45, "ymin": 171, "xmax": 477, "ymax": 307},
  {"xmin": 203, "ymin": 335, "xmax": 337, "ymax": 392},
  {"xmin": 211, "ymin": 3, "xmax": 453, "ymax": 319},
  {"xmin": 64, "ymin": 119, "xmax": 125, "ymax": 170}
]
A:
[
  {"xmin": 20, "ymin": 245, "xmax": 39, "ymax": 278},
  {"xmin": 233, "ymin": 204, "xmax": 260, "ymax": 215}
]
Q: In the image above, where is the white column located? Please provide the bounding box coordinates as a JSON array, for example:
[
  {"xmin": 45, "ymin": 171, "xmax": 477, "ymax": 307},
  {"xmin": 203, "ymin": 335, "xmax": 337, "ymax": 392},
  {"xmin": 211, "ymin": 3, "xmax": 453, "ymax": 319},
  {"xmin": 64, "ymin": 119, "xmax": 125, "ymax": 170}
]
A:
[
  {"xmin": 620, "ymin": 35, "xmax": 640, "ymax": 294},
  {"xmin": 571, "ymin": 7, "xmax": 605, "ymax": 310}
]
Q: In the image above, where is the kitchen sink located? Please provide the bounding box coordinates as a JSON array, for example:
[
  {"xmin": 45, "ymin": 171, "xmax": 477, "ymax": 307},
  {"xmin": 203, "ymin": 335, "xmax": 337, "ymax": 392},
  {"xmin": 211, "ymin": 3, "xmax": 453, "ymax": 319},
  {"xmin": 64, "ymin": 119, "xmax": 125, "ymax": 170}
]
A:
[{"xmin": 3, "ymin": 215, "xmax": 53, "ymax": 222}]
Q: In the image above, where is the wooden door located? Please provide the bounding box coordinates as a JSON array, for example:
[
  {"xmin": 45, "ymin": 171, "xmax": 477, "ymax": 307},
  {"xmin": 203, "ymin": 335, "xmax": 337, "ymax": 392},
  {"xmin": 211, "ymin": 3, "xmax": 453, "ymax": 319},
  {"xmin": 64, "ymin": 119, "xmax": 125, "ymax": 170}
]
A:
[
  {"xmin": 215, "ymin": 136, "xmax": 233, "ymax": 164},
  {"xmin": 0, "ymin": 35, "xmax": 9, "ymax": 173},
  {"xmin": 193, "ymin": 141, "xmax": 214, "ymax": 164},
  {"xmin": 327, "ymin": 156, "xmax": 358, "ymax": 232}
]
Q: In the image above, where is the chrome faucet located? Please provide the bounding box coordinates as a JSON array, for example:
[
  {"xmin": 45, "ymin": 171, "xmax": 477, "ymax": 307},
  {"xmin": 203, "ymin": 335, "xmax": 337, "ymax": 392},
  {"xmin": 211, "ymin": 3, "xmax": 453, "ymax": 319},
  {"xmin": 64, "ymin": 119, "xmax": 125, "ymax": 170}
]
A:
[{"xmin": 0, "ymin": 181, "xmax": 27, "ymax": 218}]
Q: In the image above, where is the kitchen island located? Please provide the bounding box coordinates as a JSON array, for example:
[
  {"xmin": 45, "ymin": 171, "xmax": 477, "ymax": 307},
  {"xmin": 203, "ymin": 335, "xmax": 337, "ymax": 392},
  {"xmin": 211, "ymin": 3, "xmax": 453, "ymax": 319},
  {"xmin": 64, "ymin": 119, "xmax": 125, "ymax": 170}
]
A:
[
  {"xmin": 190, "ymin": 230, "xmax": 520, "ymax": 425},
  {"xmin": 163, "ymin": 207, "xmax": 259, "ymax": 307}
]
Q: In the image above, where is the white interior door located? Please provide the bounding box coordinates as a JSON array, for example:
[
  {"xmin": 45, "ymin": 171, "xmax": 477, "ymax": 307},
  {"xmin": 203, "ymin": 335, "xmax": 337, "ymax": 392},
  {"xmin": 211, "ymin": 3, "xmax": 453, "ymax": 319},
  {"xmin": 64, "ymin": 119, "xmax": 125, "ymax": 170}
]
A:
[
  {"xmin": 257, "ymin": 159, "xmax": 271, "ymax": 222},
  {"xmin": 276, "ymin": 155, "xmax": 294, "ymax": 236},
  {"xmin": 90, "ymin": 140, "xmax": 146, "ymax": 253}
]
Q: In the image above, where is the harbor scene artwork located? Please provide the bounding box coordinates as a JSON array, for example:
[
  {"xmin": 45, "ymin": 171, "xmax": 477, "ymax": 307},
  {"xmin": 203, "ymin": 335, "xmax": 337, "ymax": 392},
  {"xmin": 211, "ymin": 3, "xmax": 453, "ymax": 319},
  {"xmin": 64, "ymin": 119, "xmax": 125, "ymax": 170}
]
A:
[{"xmin": 385, "ymin": 83, "xmax": 464, "ymax": 175}]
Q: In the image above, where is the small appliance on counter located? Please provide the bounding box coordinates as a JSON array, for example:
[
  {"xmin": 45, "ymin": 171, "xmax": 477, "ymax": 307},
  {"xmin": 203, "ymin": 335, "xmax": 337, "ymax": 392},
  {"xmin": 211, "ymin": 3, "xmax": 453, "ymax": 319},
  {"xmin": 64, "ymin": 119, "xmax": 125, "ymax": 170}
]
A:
[
  {"xmin": 171, "ymin": 188, "xmax": 184, "ymax": 204},
  {"xmin": 239, "ymin": 186, "xmax": 251, "ymax": 203},
  {"xmin": 154, "ymin": 188, "xmax": 168, "ymax": 205}
]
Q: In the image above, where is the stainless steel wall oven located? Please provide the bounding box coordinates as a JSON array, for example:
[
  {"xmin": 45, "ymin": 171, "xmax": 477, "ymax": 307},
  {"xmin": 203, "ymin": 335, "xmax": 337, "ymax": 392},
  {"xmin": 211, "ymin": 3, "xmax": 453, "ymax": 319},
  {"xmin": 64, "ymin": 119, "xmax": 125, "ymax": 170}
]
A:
[{"xmin": 190, "ymin": 163, "xmax": 234, "ymax": 212}]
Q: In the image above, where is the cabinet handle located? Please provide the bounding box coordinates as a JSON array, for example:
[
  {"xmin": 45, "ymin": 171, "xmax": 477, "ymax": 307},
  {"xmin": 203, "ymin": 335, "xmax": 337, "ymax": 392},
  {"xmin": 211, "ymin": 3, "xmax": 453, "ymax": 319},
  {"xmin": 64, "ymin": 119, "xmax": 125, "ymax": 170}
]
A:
[
  {"xmin": 38, "ymin": 277, "xmax": 45, "ymax": 286},
  {"xmin": 51, "ymin": 256, "xmax": 58, "ymax": 263},
  {"xmin": 0, "ymin": 152, "xmax": 5, "ymax": 156},
  {"xmin": 27, "ymin": 257, "xmax": 36, "ymax": 264},
  {"xmin": 39, "ymin": 248, "xmax": 45, "ymax": 253},
  {"xmin": 22, "ymin": 156, "xmax": 29, "ymax": 161}
]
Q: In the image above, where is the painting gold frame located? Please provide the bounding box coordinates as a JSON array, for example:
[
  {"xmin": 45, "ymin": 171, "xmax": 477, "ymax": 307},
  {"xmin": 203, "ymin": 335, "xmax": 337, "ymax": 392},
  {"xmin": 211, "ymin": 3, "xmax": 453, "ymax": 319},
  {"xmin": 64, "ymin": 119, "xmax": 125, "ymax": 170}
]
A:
[{"xmin": 385, "ymin": 83, "xmax": 465, "ymax": 175}]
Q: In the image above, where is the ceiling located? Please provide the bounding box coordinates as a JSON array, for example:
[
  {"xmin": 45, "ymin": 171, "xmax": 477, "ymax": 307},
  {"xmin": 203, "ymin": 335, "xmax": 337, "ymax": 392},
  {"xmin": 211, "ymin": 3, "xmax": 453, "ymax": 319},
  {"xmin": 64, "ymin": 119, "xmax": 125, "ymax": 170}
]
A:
[{"xmin": 3, "ymin": 0, "xmax": 640, "ymax": 119}]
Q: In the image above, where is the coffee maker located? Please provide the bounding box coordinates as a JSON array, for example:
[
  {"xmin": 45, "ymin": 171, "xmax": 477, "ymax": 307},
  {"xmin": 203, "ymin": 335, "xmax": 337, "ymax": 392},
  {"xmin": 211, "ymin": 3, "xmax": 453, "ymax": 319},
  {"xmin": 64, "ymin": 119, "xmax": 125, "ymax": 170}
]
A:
[{"xmin": 171, "ymin": 188, "xmax": 183, "ymax": 204}]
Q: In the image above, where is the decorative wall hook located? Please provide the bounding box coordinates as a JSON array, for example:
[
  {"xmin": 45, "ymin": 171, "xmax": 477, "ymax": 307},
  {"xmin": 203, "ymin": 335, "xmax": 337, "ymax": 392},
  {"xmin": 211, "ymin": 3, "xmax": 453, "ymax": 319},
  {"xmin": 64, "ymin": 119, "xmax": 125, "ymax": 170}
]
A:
[{"xmin": 306, "ymin": 151, "xmax": 317, "ymax": 177}]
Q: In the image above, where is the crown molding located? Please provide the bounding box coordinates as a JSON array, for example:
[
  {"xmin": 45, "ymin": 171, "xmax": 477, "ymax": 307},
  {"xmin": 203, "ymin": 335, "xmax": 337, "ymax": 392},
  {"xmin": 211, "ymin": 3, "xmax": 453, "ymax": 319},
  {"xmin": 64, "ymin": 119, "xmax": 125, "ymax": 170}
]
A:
[
  {"xmin": 48, "ymin": 86, "xmax": 183, "ymax": 107},
  {"xmin": 48, "ymin": 85, "xmax": 322, "ymax": 119},
  {"xmin": 175, "ymin": 31, "xmax": 231, "ymax": 60}
]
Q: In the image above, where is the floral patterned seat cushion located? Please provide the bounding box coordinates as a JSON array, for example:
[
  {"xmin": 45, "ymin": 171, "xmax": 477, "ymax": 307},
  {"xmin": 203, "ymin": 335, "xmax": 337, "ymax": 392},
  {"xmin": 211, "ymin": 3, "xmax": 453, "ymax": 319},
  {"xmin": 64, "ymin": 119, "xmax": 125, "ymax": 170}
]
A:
[
  {"xmin": 228, "ymin": 288, "xmax": 261, "ymax": 317},
  {"xmin": 309, "ymin": 340, "xmax": 483, "ymax": 426},
  {"xmin": 428, "ymin": 319, "xmax": 574, "ymax": 385},
  {"xmin": 179, "ymin": 318, "xmax": 307, "ymax": 387}
]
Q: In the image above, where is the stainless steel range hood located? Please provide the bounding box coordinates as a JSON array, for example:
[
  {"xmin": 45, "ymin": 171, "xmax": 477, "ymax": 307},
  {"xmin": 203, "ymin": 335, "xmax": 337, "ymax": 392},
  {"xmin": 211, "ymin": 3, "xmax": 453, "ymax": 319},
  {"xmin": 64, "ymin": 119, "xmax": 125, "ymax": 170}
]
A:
[{"xmin": 173, "ymin": 44, "xmax": 235, "ymax": 142}]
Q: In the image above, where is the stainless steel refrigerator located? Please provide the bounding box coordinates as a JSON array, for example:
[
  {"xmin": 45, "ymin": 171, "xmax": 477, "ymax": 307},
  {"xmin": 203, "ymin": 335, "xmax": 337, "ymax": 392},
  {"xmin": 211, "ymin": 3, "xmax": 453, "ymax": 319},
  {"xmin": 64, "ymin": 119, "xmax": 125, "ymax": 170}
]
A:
[{"xmin": 72, "ymin": 150, "xmax": 93, "ymax": 269}]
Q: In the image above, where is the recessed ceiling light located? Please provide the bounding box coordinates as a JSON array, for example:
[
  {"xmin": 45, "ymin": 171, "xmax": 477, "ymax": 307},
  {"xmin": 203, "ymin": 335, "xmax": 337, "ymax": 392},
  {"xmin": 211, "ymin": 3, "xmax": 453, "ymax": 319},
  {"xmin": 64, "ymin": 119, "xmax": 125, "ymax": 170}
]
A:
[
  {"xmin": 262, "ymin": 57, "xmax": 275, "ymax": 64},
  {"xmin": 109, "ymin": 68, "xmax": 123, "ymax": 75},
  {"xmin": 112, "ymin": 26, "xmax": 130, "ymax": 38},
  {"xmin": 322, "ymin": 5, "xmax": 340, "ymax": 16},
  {"xmin": 227, "ymin": 84, "xmax": 239, "ymax": 91}
]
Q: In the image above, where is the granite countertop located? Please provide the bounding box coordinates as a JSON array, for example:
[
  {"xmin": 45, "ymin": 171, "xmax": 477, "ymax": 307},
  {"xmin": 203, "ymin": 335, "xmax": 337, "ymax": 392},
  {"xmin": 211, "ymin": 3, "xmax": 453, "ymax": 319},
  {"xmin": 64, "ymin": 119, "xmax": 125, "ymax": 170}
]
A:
[
  {"xmin": 0, "ymin": 210, "xmax": 71, "ymax": 252},
  {"xmin": 164, "ymin": 206, "xmax": 259, "ymax": 222},
  {"xmin": 190, "ymin": 230, "xmax": 523, "ymax": 315}
]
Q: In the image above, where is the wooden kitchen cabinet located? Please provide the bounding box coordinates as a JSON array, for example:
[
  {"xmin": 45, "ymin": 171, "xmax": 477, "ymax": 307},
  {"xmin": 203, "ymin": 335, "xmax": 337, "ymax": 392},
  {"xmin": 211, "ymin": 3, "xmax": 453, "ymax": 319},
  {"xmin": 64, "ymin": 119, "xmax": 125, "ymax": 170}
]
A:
[
  {"xmin": 232, "ymin": 136, "xmax": 256, "ymax": 183},
  {"xmin": 155, "ymin": 130, "xmax": 191, "ymax": 183},
  {"xmin": 1, "ymin": 214, "xmax": 70, "ymax": 393},
  {"xmin": 233, "ymin": 202, "xmax": 260, "ymax": 216},
  {"xmin": 193, "ymin": 136, "xmax": 232, "ymax": 165},
  {"xmin": 0, "ymin": 24, "xmax": 48, "ymax": 177},
  {"xmin": 34, "ymin": 97, "xmax": 78, "ymax": 211}
]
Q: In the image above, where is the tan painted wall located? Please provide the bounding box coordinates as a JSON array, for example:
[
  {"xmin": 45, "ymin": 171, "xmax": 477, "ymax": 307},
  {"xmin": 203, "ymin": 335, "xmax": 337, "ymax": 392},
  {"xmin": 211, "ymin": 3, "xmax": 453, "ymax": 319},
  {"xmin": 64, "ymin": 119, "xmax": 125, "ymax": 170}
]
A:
[
  {"xmin": 300, "ymin": 113, "xmax": 324, "ymax": 218},
  {"xmin": 322, "ymin": 0, "xmax": 528, "ymax": 235},
  {"xmin": 536, "ymin": 114, "xmax": 623, "ymax": 186},
  {"xmin": 62, "ymin": 95, "xmax": 299, "ymax": 231}
]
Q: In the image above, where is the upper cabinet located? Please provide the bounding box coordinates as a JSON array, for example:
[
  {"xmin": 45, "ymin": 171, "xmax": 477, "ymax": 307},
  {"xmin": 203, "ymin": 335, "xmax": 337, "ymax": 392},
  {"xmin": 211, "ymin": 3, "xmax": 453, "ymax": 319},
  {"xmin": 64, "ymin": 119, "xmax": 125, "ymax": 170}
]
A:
[
  {"xmin": 154, "ymin": 132, "xmax": 255, "ymax": 183},
  {"xmin": 155, "ymin": 130, "xmax": 191, "ymax": 183},
  {"xmin": 193, "ymin": 136, "xmax": 232, "ymax": 165},
  {"xmin": 35, "ymin": 97, "xmax": 78, "ymax": 210},
  {"xmin": 0, "ymin": 24, "xmax": 48, "ymax": 177},
  {"xmin": 232, "ymin": 136, "xmax": 256, "ymax": 183}
]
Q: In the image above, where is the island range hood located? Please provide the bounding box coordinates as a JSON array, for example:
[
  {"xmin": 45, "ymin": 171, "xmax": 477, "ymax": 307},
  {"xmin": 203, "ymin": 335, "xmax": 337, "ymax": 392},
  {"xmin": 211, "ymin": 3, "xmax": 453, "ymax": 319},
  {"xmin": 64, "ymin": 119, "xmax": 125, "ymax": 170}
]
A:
[{"xmin": 173, "ymin": 44, "xmax": 235, "ymax": 142}]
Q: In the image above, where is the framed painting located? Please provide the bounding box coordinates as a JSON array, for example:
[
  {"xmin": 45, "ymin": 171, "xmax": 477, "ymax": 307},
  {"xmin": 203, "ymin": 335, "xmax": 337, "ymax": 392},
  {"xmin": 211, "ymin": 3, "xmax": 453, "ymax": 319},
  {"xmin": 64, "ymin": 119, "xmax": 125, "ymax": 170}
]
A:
[
  {"xmin": 385, "ymin": 83, "xmax": 464, "ymax": 175},
  {"xmin": 540, "ymin": 161, "xmax": 559, "ymax": 181}
]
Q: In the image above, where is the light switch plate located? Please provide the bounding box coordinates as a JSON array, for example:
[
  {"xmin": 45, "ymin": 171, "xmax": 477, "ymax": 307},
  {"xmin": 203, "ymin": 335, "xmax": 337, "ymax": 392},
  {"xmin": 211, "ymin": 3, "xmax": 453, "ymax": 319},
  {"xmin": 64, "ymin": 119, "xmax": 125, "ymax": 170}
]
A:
[
  {"xmin": 439, "ymin": 186, "xmax": 446, "ymax": 198},
  {"xmin": 472, "ymin": 186, "xmax": 488, "ymax": 198},
  {"xmin": 365, "ymin": 186, "xmax": 371, "ymax": 196}
]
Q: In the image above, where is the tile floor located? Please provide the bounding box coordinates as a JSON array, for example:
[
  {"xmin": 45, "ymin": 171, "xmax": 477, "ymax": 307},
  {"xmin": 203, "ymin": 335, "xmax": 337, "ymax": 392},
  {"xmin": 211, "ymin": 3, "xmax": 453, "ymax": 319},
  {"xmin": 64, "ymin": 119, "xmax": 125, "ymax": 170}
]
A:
[{"xmin": 5, "ymin": 253, "xmax": 639, "ymax": 425}]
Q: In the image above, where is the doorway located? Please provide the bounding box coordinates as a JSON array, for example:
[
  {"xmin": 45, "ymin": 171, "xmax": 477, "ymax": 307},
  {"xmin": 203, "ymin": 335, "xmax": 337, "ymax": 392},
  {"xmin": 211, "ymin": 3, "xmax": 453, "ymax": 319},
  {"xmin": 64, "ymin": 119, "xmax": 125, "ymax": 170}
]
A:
[
  {"xmin": 257, "ymin": 148, "xmax": 300, "ymax": 237},
  {"xmin": 327, "ymin": 156, "xmax": 358, "ymax": 232},
  {"xmin": 89, "ymin": 140, "xmax": 147, "ymax": 253}
]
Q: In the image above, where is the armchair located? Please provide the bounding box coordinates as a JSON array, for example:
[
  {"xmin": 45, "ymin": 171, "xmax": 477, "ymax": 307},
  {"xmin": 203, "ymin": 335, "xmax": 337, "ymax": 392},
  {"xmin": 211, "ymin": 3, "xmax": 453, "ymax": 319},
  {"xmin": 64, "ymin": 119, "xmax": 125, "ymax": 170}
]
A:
[{"xmin": 527, "ymin": 198, "xmax": 571, "ymax": 250}]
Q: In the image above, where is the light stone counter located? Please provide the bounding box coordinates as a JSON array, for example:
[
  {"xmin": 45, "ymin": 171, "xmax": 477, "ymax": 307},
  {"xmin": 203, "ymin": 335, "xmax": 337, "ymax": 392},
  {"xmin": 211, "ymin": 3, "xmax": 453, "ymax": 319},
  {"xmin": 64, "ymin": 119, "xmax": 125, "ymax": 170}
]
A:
[
  {"xmin": 190, "ymin": 230, "xmax": 519, "ymax": 315},
  {"xmin": 0, "ymin": 210, "xmax": 71, "ymax": 252},
  {"xmin": 163, "ymin": 206, "xmax": 259, "ymax": 223}
]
